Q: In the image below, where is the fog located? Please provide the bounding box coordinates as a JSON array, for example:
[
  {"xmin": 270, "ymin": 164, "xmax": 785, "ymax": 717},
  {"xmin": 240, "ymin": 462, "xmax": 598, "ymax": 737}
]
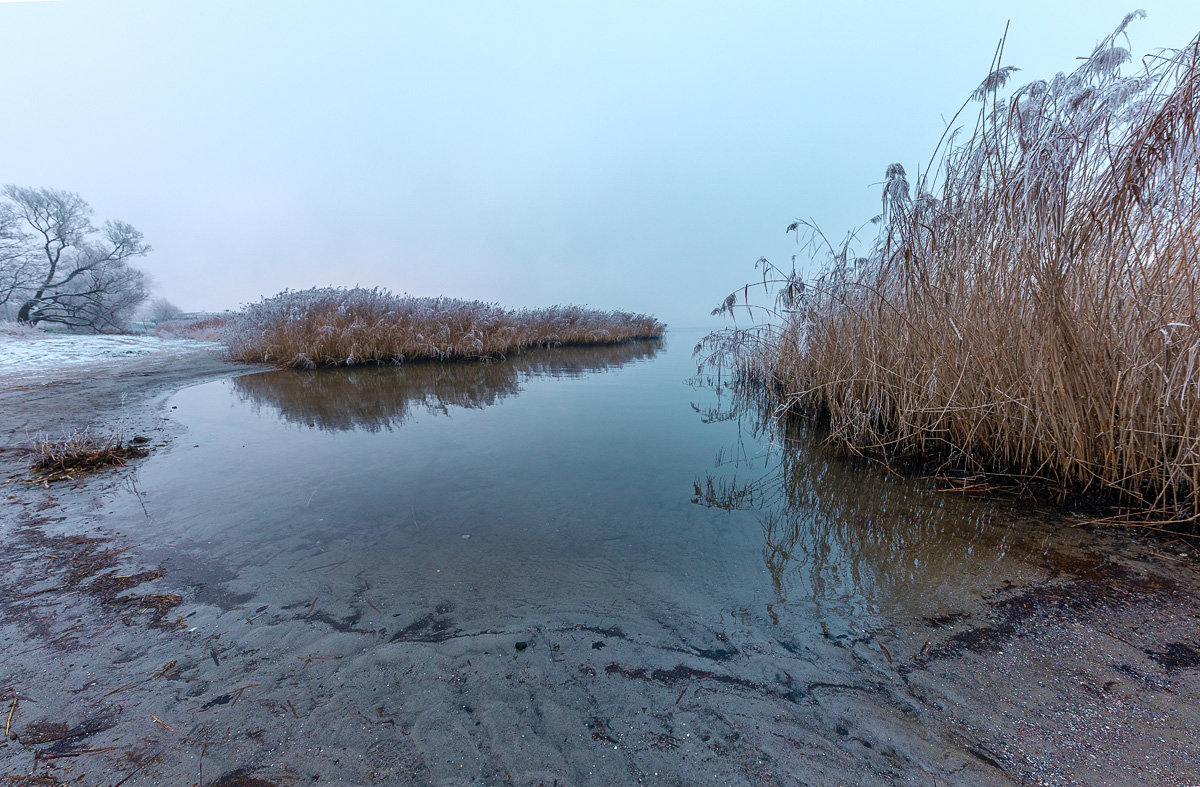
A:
[{"xmin": 2, "ymin": 1, "xmax": 1197, "ymax": 327}]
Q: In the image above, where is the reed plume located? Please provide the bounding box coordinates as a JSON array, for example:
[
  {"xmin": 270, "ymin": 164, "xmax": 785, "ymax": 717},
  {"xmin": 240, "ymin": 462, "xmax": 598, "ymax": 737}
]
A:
[{"xmin": 706, "ymin": 15, "xmax": 1200, "ymax": 524}]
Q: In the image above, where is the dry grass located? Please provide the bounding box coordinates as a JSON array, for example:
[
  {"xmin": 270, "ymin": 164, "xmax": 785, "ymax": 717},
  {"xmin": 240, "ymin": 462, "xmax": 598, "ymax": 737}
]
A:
[
  {"xmin": 153, "ymin": 314, "xmax": 229, "ymax": 341},
  {"xmin": 705, "ymin": 17, "xmax": 1200, "ymax": 524},
  {"xmin": 27, "ymin": 428, "xmax": 149, "ymax": 481},
  {"xmin": 222, "ymin": 288, "xmax": 665, "ymax": 368}
]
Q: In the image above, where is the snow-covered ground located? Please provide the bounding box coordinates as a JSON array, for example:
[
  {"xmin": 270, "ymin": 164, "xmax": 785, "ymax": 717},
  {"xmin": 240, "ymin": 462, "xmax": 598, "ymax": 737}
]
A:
[{"xmin": 0, "ymin": 330, "xmax": 224, "ymax": 385}]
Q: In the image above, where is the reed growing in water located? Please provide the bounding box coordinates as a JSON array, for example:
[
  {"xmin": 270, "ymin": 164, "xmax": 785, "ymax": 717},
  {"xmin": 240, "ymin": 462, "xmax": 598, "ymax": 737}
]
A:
[
  {"xmin": 224, "ymin": 287, "xmax": 664, "ymax": 368},
  {"xmin": 705, "ymin": 15, "xmax": 1200, "ymax": 524}
]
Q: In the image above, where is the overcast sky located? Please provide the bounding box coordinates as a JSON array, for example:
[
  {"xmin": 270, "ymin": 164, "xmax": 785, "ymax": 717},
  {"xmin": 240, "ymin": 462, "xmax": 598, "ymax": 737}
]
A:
[{"xmin": 2, "ymin": 1, "xmax": 1198, "ymax": 327}]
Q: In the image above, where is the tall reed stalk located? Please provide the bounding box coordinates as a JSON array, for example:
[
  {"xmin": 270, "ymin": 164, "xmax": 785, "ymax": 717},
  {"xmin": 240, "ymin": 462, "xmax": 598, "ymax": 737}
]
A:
[{"xmin": 706, "ymin": 15, "xmax": 1200, "ymax": 524}]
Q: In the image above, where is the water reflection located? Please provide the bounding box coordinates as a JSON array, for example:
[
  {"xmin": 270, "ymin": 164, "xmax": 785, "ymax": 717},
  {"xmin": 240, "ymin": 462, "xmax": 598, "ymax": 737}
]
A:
[
  {"xmin": 693, "ymin": 385, "xmax": 1063, "ymax": 621},
  {"xmin": 91, "ymin": 334, "xmax": 1095, "ymax": 785},
  {"xmin": 129, "ymin": 331, "xmax": 1078, "ymax": 657},
  {"xmin": 232, "ymin": 339, "xmax": 663, "ymax": 432}
]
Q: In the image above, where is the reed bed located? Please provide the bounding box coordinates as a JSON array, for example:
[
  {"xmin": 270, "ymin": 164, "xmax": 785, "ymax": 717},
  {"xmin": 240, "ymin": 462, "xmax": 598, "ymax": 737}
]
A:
[
  {"xmin": 706, "ymin": 16, "xmax": 1200, "ymax": 524},
  {"xmin": 223, "ymin": 287, "xmax": 664, "ymax": 368}
]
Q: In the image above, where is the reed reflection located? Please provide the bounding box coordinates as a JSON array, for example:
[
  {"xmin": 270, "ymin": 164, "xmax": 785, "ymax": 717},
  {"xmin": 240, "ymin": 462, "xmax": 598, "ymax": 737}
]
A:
[
  {"xmin": 233, "ymin": 339, "xmax": 663, "ymax": 432},
  {"xmin": 694, "ymin": 385, "xmax": 1055, "ymax": 620}
]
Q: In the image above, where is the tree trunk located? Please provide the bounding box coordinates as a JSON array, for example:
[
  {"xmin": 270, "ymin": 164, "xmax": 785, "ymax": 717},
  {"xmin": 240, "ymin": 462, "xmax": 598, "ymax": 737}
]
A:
[{"xmin": 16, "ymin": 292, "xmax": 43, "ymax": 324}]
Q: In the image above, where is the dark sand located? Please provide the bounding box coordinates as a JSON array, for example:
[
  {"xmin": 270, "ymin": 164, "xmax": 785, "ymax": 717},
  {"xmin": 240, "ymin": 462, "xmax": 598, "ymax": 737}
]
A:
[{"xmin": 1, "ymin": 344, "xmax": 1198, "ymax": 786}]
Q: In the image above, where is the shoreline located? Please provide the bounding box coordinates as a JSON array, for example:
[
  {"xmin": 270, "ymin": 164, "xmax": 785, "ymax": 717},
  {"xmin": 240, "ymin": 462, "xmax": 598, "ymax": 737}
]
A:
[{"xmin": 0, "ymin": 343, "xmax": 1198, "ymax": 784}]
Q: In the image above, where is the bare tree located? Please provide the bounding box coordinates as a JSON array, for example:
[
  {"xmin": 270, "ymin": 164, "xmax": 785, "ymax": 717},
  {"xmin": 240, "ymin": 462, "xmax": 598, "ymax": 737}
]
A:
[
  {"xmin": 43, "ymin": 263, "xmax": 150, "ymax": 331},
  {"xmin": 0, "ymin": 202, "xmax": 35, "ymax": 313},
  {"xmin": 146, "ymin": 297, "xmax": 184, "ymax": 322},
  {"xmin": 1, "ymin": 186, "xmax": 151, "ymax": 330}
]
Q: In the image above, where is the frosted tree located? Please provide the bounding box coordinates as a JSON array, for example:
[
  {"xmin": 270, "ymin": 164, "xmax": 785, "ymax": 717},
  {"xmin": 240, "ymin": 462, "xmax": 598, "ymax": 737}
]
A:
[{"xmin": 0, "ymin": 186, "xmax": 151, "ymax": 330}]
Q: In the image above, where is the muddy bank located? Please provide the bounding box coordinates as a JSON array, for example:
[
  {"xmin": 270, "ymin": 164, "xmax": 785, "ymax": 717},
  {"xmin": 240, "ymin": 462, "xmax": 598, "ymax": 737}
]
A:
[
  {"xmin": 0, "ymin": 341, "xmax": 240, "ymax": 457},
  {"xmin": 0, "ymin": 343, "xmax": 1198, "ymax": 785}
]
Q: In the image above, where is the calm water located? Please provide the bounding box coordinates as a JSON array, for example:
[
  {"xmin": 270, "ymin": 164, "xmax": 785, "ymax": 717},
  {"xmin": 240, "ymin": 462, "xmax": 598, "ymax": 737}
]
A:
[
  {"xmin": 129, "ymin": 330, "xmax": 1071, "ymax": 644},
  {"xmin": 43, "ymin": 329, "xmax": 1117, "ymax": 784}
]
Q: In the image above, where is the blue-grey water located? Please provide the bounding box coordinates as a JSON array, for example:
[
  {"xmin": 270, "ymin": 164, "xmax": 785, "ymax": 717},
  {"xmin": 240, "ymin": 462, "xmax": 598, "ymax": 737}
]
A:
[
  {"xmin": 134, "ymin": 332, "xmax": 1062, "ymax": 641},
  {"xmin": 69, "ymin": 330, "xmax": 1094, "ymax": 783},
  {"xmin": 6, "ymin": 330, "xmax": 1193, "ymax": 786}
]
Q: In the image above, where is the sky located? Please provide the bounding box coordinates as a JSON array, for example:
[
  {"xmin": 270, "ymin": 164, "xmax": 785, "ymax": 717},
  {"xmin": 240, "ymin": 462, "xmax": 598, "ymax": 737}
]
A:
[{"xmin": 2, "ymin": 1, "xmax": 1198, "ymax": 328}]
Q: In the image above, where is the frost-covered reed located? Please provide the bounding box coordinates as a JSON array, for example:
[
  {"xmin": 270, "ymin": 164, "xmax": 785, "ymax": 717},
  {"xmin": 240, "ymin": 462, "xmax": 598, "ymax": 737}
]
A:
[
  {"xmin": 27, "ymin": 427, "xmax": 147, "ymax": 480},
  {"xmin": 706, "ymin": 16, "xmax": 1200, "ymax": 523},
  {"xmin": 224, "ymin": 287, "xmax": 664, "ymax": 367},
  {"xmin": 154, "ymin": 315, "xmax": 229, "ymax": 341}
]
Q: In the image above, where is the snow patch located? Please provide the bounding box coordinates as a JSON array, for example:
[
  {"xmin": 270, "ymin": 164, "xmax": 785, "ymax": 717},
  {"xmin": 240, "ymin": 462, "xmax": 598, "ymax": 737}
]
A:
[{"xmin": 0, "ymin": 331, "xmax": 223, "ymax": 384}]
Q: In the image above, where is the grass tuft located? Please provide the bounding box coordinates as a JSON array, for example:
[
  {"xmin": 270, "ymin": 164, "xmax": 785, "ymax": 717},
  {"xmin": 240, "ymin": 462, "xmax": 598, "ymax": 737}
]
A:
[
  {"xmin": 222, "ymin": 288, "xmax": 665, "ymax": 368},
  {"xmin": 28, "ymin": 429, "xmax": 149, "ymax": 481}
]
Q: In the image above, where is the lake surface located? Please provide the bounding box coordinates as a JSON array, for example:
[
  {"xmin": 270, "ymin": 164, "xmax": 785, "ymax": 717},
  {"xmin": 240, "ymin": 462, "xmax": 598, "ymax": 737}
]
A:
[
  {"xmin": 103, "ymin": 329, "xmax": 1095, "ymax": 782},
  {"xmin": 137, "ymin": 331, "xmax": 1067, "ymax": 636}
]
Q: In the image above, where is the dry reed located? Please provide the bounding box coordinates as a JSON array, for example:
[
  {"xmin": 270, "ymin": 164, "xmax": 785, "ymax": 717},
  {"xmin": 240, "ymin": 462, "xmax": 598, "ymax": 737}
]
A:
[
  {"xmin": 154, "ymin": 314, "xmax": 229, "ymax": 341},
  {"xmin": 28, "ymin": 428, "xmax": 149, "ymax": 480},
  {"xmin": 705, "ymin": 15, "xmax": 1200, "ymax": 524},
  {"xmin": 222, "ymin": 288, "xmax": 664, "ymax": 368}
]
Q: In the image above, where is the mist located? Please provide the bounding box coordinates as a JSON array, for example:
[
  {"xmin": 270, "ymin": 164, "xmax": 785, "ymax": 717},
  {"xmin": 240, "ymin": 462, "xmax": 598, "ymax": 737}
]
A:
[{"xmin": 2, "ymin": 1, "xmax": 1197, "ymax": 327}]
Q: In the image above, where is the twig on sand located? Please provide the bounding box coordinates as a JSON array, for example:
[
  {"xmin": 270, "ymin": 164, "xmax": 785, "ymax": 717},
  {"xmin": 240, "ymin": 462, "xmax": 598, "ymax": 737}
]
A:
[
  {"xmin": 229, "ymin": 683, "xmax": 259, "ymax": 706},
  {"xmin": 4, "ymin": 691, "xmax": 17, "ymax": 738},
  {"xmin": 111, "ymin": 757, "xmax": 152, "ymax": 787},
  {"xmin": 35, "ymin": 745, "xmax": 122, "ymax": 760},
  {"xmin": 126, "ymin": 475, "xmax": 150, "ymax": 520},
  {"xmin": 302, "ymin": 560, "xmax": 345, "ymax": 573}
]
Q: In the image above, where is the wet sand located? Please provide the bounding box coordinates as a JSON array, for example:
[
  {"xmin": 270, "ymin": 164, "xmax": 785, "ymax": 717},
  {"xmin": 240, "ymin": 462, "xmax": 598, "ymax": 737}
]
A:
[{"xmin": 1, "ymin": 345, "xmax": 1199, "ymax": 786}]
